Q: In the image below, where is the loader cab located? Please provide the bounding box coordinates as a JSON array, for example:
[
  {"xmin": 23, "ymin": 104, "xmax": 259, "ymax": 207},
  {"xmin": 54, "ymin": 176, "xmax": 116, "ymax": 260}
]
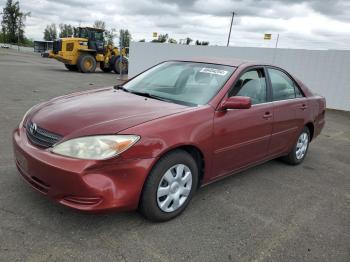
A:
[{"xmin": 74, "ymin": 27, "xmax": 105, "ymax": 53}]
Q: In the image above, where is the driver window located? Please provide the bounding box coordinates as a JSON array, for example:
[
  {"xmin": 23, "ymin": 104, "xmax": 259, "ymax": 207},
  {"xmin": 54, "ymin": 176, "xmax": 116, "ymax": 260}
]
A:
[{"xmin": 230, "ymin": 69, "xmax": 267, "ymax": 105}]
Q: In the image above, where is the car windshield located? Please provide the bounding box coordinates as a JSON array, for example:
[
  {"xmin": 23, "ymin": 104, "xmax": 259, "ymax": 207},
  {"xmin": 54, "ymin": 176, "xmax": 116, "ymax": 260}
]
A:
[{"xmin": 123, "ymin": 61, "xmax": 236, "ymax": 106}]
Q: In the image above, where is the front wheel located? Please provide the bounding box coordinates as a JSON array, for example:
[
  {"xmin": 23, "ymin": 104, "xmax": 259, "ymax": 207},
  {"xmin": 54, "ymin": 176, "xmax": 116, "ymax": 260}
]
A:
[
  {"xmin": 100, "ymin": 61, "xmax": 112, "ymax": 72},
  {"xmin": 112, "ymin": 56, "xmax": 128, "ymax": 74},
  {"xmin": 139, "ymin": 150, "xmax": 198, "ymax": 222},
  {"xmin": 282, "ymin": 127, "xmax": 310, "ymax": 165}
]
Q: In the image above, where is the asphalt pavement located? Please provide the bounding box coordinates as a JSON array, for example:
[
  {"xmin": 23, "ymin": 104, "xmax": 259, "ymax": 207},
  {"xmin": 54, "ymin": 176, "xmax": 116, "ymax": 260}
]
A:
[{"xmin": 0, "ymin": 49, "xmax": 349, "ymax": 262}]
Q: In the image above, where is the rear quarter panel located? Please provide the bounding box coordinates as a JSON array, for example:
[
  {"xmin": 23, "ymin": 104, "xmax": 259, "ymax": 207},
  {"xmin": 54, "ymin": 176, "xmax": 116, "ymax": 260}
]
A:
[
  {"xmin": 298, "ymin": 80, "xmax": 326, "ymax": 139},
  {"xmin": 308, "ymin": 96, "xmax": 326, "ymax": 138}
]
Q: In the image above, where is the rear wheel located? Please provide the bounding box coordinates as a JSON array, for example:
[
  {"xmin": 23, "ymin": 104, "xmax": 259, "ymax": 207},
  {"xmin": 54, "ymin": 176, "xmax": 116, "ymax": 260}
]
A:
[
  {"xmin": 77, "ymin": 54, "xmax": 96, "ymax": 73},
  {"xmin": 139, "ymin": 150, "xmax": 198, "ymax": 222},
  {"xmin": 282, "ymin": 126, "xmax": 310, "ymax": 165},
  {"xmin": 64, "ymin": 64, "xmax": 78, "ymax": 71},
  {"xmin": 100, "ymin": 62, "xmax": 112, "ymax": 72},
  {"xmin": 112, "ymin": 56, "xmax": 128, "ymax": 74}
]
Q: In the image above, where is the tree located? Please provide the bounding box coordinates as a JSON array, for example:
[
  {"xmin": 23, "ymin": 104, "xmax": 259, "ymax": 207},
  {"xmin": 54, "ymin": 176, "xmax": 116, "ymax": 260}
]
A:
[
  {"xmin": 105, "ymin": 28, "xmax": 116, "ymax": 45},
  {"xmin": 152, "ymin": 33, "xmax": 168, "ymax": 43},
  {"xmin": 119, "ymin": 29, "xmax": 131, "ymax": 47},
  {"xmin": 1, "ymin": 0, "xmax": 30, "ymax": 44},
  {"xmin": 59, "ymin": 24, "xmax": 73, "ymax": 38},
  {"xmin": 185, "ymin": 37, "xmax": 193, "ymax": 45},
  {"xmin": 43, "ymin": 24, "xmax": 57, "ymax": 41},
  {"xmin": 93, "ymin": 20, "xmax": 105, "ymax": 30},
  {"xmin": 168, "ymin": 38, "xmax": 177, "ymax": 44},
  {"xmin": 195, "ymin": 40, "xmax": 209, "ymax": 45}
]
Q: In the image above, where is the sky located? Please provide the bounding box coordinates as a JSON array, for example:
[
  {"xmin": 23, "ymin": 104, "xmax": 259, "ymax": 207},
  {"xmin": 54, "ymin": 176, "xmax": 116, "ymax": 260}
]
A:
[{"xmin": 1, "ymin": 0, "xmax": 350, "ymax": 49}]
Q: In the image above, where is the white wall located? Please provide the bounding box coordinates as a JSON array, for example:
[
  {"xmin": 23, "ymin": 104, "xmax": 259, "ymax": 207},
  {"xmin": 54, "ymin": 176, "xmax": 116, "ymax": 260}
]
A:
[
  {"xmin": 0, "ymin": 43, "xmax": 34, "ymax": 53},
  {"xmin": 129, "ymin": 42, "xmax": 350, "ymax": 111}
]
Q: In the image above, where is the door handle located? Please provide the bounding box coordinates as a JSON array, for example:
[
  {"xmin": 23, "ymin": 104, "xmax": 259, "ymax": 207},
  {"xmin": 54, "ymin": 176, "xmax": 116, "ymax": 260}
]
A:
[
  {"xmin": 263, "ymin": 112, "xmax": 272, "ymax": 119},
  {"xmin": 299, "ymin": 104, "xmax": 308, "ymax": 110}
]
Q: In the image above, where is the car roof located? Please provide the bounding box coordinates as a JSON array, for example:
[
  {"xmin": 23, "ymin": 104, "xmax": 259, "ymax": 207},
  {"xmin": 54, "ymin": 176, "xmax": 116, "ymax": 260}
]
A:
[{"xmin": 172, "ymin": 57, "xmax": 272, "ymax": 68}]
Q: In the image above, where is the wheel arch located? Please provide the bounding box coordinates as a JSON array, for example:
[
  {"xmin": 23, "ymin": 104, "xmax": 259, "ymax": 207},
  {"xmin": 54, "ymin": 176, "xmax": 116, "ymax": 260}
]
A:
[
  {"xmin": 305, "ymin": 122, "xmax": 314, "ymax": 141},
  {"xmin": 152, "ymin": 144, "xmax": 206, "ymax": 187}
]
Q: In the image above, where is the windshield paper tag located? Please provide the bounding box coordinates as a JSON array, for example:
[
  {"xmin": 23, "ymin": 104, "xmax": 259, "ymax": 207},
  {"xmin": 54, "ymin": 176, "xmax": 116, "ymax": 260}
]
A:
[{"xmin": 200, "ymin": 68, "xmax": 228, "ymax": 76}]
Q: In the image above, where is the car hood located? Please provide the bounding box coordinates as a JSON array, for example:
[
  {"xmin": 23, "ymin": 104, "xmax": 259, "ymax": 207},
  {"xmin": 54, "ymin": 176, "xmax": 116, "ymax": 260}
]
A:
[{"xmin": 29, "ymin": 87, "xmax": 189, "ymax": 138}]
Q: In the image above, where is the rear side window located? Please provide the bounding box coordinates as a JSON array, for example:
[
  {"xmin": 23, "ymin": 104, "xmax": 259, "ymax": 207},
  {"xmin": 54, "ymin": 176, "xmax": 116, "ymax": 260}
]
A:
[
  {"xmin": 268, "ymin": 68, "xmax": 303, "ymax": 101},
  {"xmin": 230, "ymin": 68, "xmax": 267, "ymax": 105}
]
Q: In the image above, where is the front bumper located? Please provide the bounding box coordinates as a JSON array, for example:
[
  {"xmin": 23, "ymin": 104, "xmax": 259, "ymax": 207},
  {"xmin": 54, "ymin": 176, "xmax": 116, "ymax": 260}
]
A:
[{"xmin": 13, "ymin": 127, "xmax": 155, "ymax": 212}]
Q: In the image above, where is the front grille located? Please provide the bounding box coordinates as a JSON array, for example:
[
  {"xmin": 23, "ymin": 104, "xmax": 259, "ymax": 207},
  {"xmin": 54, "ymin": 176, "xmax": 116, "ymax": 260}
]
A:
[
  {"xmin": 26, "ymin": 122, "xmax": 62, "ymax": 148},
  {"xmin": 52, "ymin": 40, "xmax": 62, "ymax": 54}
]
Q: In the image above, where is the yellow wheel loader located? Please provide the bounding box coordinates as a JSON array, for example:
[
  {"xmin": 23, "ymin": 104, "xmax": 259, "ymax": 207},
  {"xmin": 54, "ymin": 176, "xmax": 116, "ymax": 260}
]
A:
[{"xmin": 49, "ymin": 27, "xmax": 128, "ymax": 74}]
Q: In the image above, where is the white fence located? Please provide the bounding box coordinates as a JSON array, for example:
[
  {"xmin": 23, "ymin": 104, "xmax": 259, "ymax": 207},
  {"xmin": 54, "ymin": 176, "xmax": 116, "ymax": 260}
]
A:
[
  {"xmin": 0, "ymin": 43, "xmax": 34, "ymax": 53},
  {"xmin": 129, "ymin": 42, "xmax": 350, "ymax": 111}
]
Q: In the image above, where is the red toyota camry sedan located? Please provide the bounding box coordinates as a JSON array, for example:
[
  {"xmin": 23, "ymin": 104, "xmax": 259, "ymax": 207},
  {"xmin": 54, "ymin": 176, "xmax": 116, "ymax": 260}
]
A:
[{"xmin": 13, "ymin": 59, "xmax": 326, "ymax": 221}]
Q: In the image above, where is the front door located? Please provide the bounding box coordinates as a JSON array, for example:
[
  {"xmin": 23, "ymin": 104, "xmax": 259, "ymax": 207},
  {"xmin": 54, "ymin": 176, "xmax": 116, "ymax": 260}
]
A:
[{"xmin": 212, "ymin": 68, "xmax": 273, "ymax": 179}]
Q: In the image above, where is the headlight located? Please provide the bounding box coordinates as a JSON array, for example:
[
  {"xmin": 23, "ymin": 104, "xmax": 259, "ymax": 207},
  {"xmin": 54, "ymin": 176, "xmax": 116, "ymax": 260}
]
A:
[{"xmin": 51, "ymin": 135, "xmax": 140, "ymax": 160}]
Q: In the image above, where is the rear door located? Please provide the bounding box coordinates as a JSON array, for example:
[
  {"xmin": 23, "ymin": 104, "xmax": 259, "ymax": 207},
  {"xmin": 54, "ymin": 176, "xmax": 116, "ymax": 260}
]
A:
[
  {"xmin": 267, "ymin": 67, "xmax": 309, "ymax": 156},
  {"xmin": 212, "ymin": 67, "xmax": 273, "ymax": 179}
]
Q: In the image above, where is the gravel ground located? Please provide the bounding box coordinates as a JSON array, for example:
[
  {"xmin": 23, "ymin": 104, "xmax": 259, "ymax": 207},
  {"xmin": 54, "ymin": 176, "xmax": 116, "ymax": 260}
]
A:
[{"xmin": 0, "ymin": 49, "xmax": 349, "ymax": 262}]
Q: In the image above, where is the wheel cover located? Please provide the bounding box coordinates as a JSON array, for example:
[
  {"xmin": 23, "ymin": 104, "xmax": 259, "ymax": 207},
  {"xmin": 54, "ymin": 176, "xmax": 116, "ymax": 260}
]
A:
[
  {"xmin": 296, "ymin": 132, "xmax": 309, "ymax": 160},
  {"xmin": 157, "ymin": 164, "xmax": 192, "ymax": 213},
  {"xmin": 84, "ymin": 59, "xmax": 92, "ymax": 70}
]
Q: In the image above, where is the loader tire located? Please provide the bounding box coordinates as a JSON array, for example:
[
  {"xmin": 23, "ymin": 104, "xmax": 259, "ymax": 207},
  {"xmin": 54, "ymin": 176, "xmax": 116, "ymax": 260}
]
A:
[
  {"xmin": 100, "ymin": 62, "xmax": 112, "ymax": 72},
  {"xmin": 77, "ymin": 54, "xmax": 96, "ymax": 73},
  {"xmin": 64, "ymin": 64, "xmax": 78, "ymax": 71},
  {"xmin": 112, "ymin": 56, "xmax": 128, "ymax": 74}
]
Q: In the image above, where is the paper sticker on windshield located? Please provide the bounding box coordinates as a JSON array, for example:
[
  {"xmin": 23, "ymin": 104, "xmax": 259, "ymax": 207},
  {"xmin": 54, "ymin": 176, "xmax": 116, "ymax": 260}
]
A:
[{"xmin": 200, "ymin": 68, "xmax": 228, "ymax": 76}]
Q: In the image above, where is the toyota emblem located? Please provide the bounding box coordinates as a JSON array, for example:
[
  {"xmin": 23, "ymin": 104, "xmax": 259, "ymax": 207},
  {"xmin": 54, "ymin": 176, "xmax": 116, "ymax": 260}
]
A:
[{"xmin": 29, "ymin": 123, "xmax": 37, "ymax": 134}]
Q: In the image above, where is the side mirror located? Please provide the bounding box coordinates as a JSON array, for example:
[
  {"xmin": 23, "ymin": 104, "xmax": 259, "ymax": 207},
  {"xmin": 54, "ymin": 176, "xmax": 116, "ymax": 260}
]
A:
[{"xmin": 219, "ymin": 96, "xmax": 252, "ymax": 110}]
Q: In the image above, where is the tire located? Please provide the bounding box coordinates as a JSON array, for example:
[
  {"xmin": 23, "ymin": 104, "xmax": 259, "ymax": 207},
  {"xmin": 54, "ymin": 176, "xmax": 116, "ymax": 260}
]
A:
[
  {"xmin": 64, "ymin": 64, "xmax": 78, "ymax": 71},
  {"xmin": 100, "ymin": 62, "xmax": 112, "ymax": 72},
  {"xmin": 282, "ymin": 126, "xmax": 310, "ymax": 165},
  {"xmin": 77, "ymin": 53, "xmax": 96, "ymax": 73},
  {"xmin": 112, "ymin": 56, "xmax": 128, "ymax": 74},
  {"xmin": 139, "ymin": 150, "xmax": 198, "ymax": 222}
]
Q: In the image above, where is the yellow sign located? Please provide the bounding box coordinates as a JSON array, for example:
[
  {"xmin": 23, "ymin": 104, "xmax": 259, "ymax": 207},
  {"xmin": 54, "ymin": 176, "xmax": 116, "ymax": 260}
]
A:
[
  {"xmin": 264, "ymin": 34, "xmax": 272, "ymax": 40},
  {"xmin": 153, "ymin": 32, "xmax": 157, "ymax": 38}
]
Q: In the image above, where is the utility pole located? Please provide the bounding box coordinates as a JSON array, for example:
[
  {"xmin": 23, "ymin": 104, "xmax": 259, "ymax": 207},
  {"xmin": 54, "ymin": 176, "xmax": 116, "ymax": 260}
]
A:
[
  {"xmin": 226, "ymin": 12, "xmax": 235, "ymax": 47},
  {"xmin": 272, "ymin": 34, "xmax": 280, "ymax": 64},
  {"xmin": 275, "ymin": 33, "xmax": 280, "ymax": 49},
  {"xmin": 119, "ymin": 32, "xmax": 123, "ymax": 79}
]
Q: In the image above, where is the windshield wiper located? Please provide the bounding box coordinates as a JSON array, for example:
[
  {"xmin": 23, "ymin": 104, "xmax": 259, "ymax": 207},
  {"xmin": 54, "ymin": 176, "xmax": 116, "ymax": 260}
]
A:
[
  {"xmin": 128, "ymin": 90, "xmax": 171, "ymax": 102},
  {"xmin": 113, "ymin": 85, "xmax": 130, "ymax": 92},
  {"xmin": 115, "ymin": 87, "xmax": 196, "ymax": 106},
  {"xmin": 114, "ymin": 86, "xmax": 163, "ymax": 100},
  {"xmin": 133, "ymin": 91, "xmax": 197, "ymax": 106}
]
